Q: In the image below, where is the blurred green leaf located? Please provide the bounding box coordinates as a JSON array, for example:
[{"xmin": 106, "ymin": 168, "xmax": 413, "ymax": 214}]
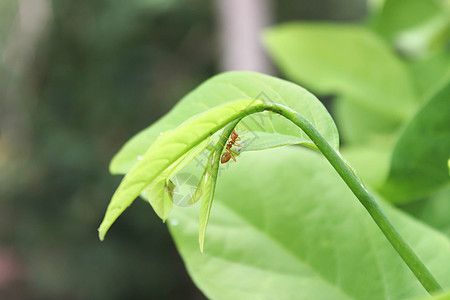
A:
[
  {"xmin": 264, "ymin": 23, "xmax": 418, "ymax": 144},
  {"xmin": 340, "ymin": 145, "xmax": 391, "ymax": 188},
  {"xmin": 371, "ymin": 0, "xmax": 443, "ymax": 37},
  {"xmin": 370, "ymin": 0, "xmax": 449, "ymax": 56},
  {"xmin": 381, "ymin": 79, "xmax": 450, "ymax": 203},
  {"xmin": 408, "ymin": 49, "xmax": 450, "ymax": 97},
  {"xmin": 400, "ymin": 184, "xmax": 450, "ymax": 238},
  {"xmin": 332, "ymin": 96, "xmax": 400, "ymax": 145},
  {"xmin": 109, "ymin": 71, "xmax": 339, "ymax": 174},
  {"xmin": 169, "ymin": 147, "xmax": 450, "ymax": 300}
]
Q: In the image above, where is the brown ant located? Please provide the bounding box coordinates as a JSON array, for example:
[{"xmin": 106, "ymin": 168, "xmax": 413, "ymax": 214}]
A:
[{"xmin": 218, "ymin": 123, "xmax": 248, "ymax": 164}]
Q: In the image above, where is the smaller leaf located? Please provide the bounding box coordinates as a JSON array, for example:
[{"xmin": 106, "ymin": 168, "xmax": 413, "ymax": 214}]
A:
[
  {"xmin": 196, "ymin": 121, "xmax": 239, "ymax": 252},
  {"xmin": 141, "ymin": 139, "xmax": 210, "ymax": 221},
  {"xmin": 142, "ymin": 178, "xmax": 173, "ymax": 222},
  {"xmin": 198, "ymin": 150, "xmax": 221, "ymax": 253},
  {"xmin": 98, "ymin": 99, "xmax": 265, "ymax": 240},
  {"xmin": 188, "ymin": 166, "xmax": 208, "ymax": 205}
]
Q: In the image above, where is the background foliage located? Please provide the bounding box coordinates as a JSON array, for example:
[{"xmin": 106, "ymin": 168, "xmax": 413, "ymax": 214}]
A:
[{"xmin": 1, "ymin": 0, "xmax": 214, "ymax": 299}]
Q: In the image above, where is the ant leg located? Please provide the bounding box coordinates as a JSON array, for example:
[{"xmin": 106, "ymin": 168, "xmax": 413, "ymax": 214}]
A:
[
  {"xmin": 237, "ymin": 122, "xmax": 249, "ymax": 135},
  {"xmin": 232, "ymin": 123, "xmax": 248, "ymax": 146},
  {"xmin": 232, "ymin": 141, "xmax": 243, "ymax": 148},
  {"xmin": 228, "ymin": 149, "xmax": 238, "ymax": 162}
]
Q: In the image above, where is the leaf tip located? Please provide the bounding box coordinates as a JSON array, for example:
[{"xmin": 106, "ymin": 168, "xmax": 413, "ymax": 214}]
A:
[
  {"xmin": 98, "ymin": 227, "xmax": 105, "ymax": 241},
  {"xmin": 198, "ymin": 233, "xmax": 205, "ymax": 253},
  {"xmin": 98, "ymin": 218, "xmax": 113, "ymax": 242},
  {"xmin": 108, "ymin": 156, "xmax": 122, "ymax": 175}
]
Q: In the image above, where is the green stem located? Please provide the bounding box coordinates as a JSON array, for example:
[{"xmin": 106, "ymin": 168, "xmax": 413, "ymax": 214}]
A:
[{"xmin": 237, "ymin": 102, "xmax": 442, "ymax": 294}]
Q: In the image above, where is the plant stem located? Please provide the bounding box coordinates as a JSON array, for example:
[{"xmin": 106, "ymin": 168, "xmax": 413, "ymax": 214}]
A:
[{"xmin": 239, "ymin": 102, "xmax": 442, "ymax": 294}]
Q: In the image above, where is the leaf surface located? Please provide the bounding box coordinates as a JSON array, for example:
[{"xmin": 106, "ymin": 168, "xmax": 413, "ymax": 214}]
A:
[
  {"xmin": 169, "ymin": 147, "xmax": 450, "ymax": 300},
  {"xmin": 381, "ymin": 80, "xmax": 450, "ymax": 203}
]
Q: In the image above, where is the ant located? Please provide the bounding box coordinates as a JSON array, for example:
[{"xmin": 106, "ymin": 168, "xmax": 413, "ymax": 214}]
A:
[{"xmin": 218, "ymin": 123, "xmax": 248, "ymax": 164}]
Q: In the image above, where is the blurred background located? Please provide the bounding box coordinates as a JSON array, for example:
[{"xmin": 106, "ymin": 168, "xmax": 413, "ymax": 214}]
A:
[{"xmin": 0, "ymin": 0, "xmax": 367, "ymax": 299}]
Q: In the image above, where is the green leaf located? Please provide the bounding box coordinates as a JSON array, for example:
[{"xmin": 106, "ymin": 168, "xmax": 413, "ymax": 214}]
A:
[
  {"xmin": 198, "ymin": 149, "xmax": 221, "ymax": 253},
  {"xmin": 340, "ymin": 145, "xmax": 391, "ymax": 188},
  {"xmin": 109, "ymin": 71, "xmax": 339, "ymax": 174},
  {"xmin": 370, "ymin": 0, "xmax": 443, "ymax": 38},
  {"xmin": 332, "ymin": 96, "xmax": 400, "ymax": 145},
  {"xmin": 168, "ymin": 147, "xmax": 450, "ymax": 300},
  {"xmin": 408, "ymin": 49, "xmax": 450, "ymax": 97},
  {"xmin": 100, "ymin": 71, "xmax": 341, "ymax": 240},
  {"xmin": 381, "ymin": 79, "xmax": 450, "ymax": 203},
  {"xmin": 99, "ymin": 99, "xmax": 265, "ymax": 240},
  {"xmin": 369, "ymin": 0, "xmax": 449, "ymax": 56},
  {"xmin": 264, "ymin": 23, "xmax": 418, "ymax": 143},
  {"xmin": 142, "ymin": 178, "xmax": 174, "ymax": 222},
  {"xmin": 188, "ymin": 165, "xmax": 208, "ymax": 206},
  {"xmin": 400, "ymin": 184, "xmax": 450, "ymax": 238},
  {"xmin": 191, "ymin": 121, "xmax": 242, "ymax": 251},
  {"xmin": 140, "ymin": 138, "xmax": 209, "ymax": 221}
]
